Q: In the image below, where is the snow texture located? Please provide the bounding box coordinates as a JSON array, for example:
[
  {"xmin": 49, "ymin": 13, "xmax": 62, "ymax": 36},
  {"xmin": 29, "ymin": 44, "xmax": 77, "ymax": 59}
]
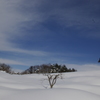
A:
[{"xmin": 0, "ymin": 70, "xmax": 100, "ymax": 100}]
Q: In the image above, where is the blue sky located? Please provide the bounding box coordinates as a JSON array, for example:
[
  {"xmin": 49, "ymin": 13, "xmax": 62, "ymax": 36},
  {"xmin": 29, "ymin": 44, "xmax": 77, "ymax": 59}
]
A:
[{"xmin": 0, "ymin": 0, "xmax": 100, "ymax": 71}]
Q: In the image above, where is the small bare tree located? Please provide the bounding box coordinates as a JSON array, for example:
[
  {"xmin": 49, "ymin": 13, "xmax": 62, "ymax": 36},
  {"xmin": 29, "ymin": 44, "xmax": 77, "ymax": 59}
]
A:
[{"xmin": 43, "ymin": 73, "xmax": 62, "ymax": 89}]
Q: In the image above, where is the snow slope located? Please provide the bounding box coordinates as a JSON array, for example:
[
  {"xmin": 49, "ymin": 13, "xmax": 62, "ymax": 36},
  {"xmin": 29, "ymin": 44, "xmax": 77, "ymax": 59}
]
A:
[{"xmin": 0, "ymin": 70, "xmax": 100, "ymax": 100}]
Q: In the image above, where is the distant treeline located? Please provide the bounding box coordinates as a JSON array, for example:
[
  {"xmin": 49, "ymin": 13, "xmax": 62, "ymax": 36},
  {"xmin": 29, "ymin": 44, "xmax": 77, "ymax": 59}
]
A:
[
  {"xmin": 0, "ymin": 63, "xmax": 77, "ymax": 74},
  {"xmin": 21, "ymin": 63, "xmax": 77, "ymax": 74}
]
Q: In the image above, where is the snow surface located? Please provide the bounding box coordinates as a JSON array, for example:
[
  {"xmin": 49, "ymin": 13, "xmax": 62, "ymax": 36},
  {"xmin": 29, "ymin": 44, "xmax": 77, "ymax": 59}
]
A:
[{"xmin": 0, "ymin": 70, "xmax": 100, "ymax": 100}]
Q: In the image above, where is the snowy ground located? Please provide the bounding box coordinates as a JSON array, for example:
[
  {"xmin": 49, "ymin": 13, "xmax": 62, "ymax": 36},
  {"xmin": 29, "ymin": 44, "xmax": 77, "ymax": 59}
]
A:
[{"xmin": 0, "ymin": 70, "xmax": 100, "ymax": 100}]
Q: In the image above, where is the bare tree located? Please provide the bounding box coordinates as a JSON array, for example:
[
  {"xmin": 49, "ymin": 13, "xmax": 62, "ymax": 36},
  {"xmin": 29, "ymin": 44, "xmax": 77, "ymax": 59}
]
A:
[
  {"xmin": 43, "ymin": 73, "xmax": 62, "ymax": 89},
  {"xmin": 0, "ymin": 63, "xmax": 11, "ymax": 73}
]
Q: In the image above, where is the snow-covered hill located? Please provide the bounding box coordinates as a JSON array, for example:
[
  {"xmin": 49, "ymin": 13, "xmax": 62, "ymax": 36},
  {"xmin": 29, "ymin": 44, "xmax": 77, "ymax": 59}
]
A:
[{"xmin": 0, "ymin": 70, "xmax": 100, "ymax": 100}]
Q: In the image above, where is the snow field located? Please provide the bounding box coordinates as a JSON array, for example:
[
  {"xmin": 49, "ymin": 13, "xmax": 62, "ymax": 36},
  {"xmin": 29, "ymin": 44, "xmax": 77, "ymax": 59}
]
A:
[{"xmin": 0, "ymin": 70, "xmax": 100, "ymax": 100}]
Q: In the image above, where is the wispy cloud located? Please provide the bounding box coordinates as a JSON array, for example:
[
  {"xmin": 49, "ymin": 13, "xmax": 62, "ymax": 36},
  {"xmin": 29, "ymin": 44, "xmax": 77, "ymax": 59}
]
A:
[
  {"xmin": 0, "ymin": 46, "xmax": 49, "ymax": 56},
  {"xmin": 0, "ymin": 0, "xmax": 51, "ymax": 56},
  {"xmin": 19, "ymin": 0, "xmax": 100, "ymax": 28},
  {"xmin": 0, "ymin": 58, "xmax": 26, "ymax": 65},
  {"xmin": 0, "ymin": 0, "xmax": 100, "ymax": 52},
  {"xmin": 0, "ymin": 0, "xmax": 100, "ymax": 69}
]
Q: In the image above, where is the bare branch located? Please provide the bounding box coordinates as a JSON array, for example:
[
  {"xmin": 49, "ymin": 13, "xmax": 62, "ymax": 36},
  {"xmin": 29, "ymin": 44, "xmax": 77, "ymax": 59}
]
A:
[{"xmin": 44, "ymin": 73, "xmax": 62, "ymax": 88}]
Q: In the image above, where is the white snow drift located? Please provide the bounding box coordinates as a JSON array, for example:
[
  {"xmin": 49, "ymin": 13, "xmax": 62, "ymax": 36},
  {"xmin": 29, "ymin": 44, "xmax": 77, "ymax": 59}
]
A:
[{"xmin": 0, "ymin": 70, "xmax": 100, "ymax": 100}]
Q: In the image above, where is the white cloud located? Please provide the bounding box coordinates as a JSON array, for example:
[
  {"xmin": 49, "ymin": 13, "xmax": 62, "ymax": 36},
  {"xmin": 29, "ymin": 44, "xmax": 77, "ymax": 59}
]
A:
[
  {"xmin": 0, "ymin": 33, "xmax": 49, "ymax": 56},
  {"xmin": 0, "ymin": 0, "xmax": 23, "ymax": 51},
  {"xmin": 0, "ymin": 0, "xmax": 51, "ymax": 56},
  {"xmin": 0, "ymin": 0, "xmax": 100, "ymax": 52},
  {"xmin": 0, "ymin": 58, "xmax": 26, "ymax": 65},
  {"xmin": 0, "ymin": 0, "xmax": 100, "ymax": 68}
]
